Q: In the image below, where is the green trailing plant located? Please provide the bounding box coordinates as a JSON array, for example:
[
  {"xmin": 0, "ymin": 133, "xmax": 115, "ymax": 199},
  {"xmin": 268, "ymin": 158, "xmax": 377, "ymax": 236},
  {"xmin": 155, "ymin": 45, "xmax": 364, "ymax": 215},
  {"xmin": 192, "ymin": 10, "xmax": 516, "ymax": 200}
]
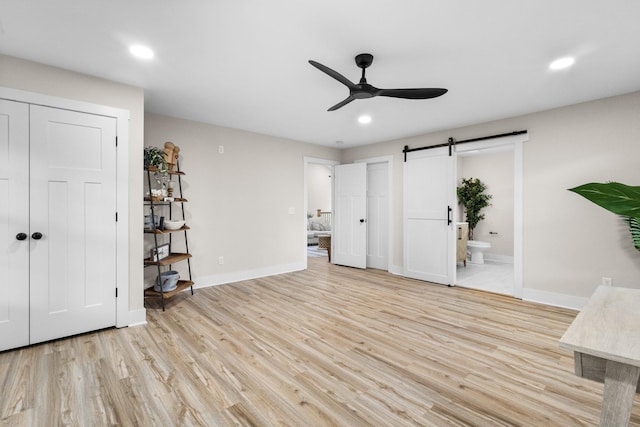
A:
[
  {"xmin": 569, "ymin": 182, "xmax": 640, "ymax": 251},
  {"xmin": 457, "ymin": 177, "xmax": 492, "ymax": 240},
  {"xmin": 144, "ymin": 146, "xmax": 168, "ymax": 173}
]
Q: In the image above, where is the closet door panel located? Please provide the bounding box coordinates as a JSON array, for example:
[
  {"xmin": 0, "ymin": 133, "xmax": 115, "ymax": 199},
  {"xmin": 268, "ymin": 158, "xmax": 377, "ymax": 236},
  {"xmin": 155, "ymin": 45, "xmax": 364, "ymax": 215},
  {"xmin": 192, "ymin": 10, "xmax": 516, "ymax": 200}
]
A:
[
  {"xmin": 29, "ymin": 105, "xmax": 117, "ymax": 344},
  {"xmin": 0, "ymin": 99, "xmax": 30, "ymax": 352},
  {"xmin": 333, "ymin": 163, "xmax": 367, "ymax": 268}
]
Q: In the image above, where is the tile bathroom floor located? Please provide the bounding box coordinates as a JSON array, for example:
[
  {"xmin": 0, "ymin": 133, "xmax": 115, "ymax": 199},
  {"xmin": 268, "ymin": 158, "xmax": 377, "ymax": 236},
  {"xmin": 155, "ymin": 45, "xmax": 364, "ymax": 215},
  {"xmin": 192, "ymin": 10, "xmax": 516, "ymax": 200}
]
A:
[{"xmin": 456, "ymin": 259, "xmax": 514, "ymax": 296}]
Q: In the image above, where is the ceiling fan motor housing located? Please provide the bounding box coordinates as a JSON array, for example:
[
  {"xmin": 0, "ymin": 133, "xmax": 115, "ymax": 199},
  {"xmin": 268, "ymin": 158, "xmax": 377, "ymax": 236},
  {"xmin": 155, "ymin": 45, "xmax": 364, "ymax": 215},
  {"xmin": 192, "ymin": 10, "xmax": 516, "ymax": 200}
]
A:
[{"xmin": 355, "ymin": 53, "xmax": 374, "ymax": 69}]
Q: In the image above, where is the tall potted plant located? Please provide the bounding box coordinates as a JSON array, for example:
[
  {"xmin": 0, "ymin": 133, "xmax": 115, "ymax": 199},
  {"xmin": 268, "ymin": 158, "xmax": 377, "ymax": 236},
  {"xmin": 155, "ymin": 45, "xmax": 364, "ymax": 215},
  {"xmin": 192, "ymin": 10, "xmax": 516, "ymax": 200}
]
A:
[
  {"xmin": 569, "ymin": 182, "xmax": 640, "ymax": 251},
  {"xmin": 457, "ymin": 177, "xmax": 492, "ymax": 240}
]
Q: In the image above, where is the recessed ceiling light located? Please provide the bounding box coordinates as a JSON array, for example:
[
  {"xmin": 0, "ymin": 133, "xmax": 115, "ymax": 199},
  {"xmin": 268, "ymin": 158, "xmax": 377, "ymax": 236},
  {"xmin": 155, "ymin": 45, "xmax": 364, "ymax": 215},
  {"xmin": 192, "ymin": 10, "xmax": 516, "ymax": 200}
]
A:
[
  {"xmin": 549, "ymin": 57, "xmax": 575, "ymax": 71},
  {"xmin": 358, "ymin": 115, "xmax": 372, "ymax": 124},
  {"xmin": 129, "ymin": 44, "xmax": 154, "ymax": 59}
]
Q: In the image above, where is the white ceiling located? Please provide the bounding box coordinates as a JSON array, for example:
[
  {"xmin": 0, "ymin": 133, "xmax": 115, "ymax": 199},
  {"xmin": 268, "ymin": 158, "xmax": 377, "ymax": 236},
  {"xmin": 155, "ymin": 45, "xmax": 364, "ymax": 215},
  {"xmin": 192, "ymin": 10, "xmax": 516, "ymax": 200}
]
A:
[{"xmin": 2, "ymin": 1, "xmax": 639, "ymax": 148}]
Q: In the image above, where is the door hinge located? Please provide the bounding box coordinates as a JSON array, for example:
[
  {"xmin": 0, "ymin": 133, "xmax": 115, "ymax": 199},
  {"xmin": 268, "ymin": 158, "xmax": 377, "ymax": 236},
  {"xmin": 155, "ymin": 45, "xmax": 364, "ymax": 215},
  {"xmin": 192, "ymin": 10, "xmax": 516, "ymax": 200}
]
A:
[
  {"xmin": 115, "ymin": 288, "xmax": 118, "ymax": 298},
  {"xmin": 115, "ymin": 212, "xmax": 118, "ymax": 222},
  {"xmin": 115, "ymin": 136, "xmax": 118, "ymax": 147}
]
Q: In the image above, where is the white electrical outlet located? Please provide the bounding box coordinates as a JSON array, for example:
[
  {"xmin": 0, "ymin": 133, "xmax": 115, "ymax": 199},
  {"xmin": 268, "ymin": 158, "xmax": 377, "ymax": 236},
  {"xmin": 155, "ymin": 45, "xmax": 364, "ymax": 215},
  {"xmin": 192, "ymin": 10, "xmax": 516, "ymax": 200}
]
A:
[
  {"xmin": 218, "ymin": 256, "xmax": 224, "ymax": 265},
  {"xmin": 602, "ymin": 277, "xmax": 612, "ymax": 286},
  {"xmin": 219, "ymin": 145, "xmax": 224, "ymax": 154}
]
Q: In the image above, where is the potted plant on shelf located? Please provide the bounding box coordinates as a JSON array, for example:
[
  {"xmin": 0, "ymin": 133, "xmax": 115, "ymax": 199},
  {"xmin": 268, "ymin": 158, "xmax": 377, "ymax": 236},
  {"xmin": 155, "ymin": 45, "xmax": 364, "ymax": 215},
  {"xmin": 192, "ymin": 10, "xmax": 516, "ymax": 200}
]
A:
[
  {"xmin": 144, "ymin": 146, "xmax": 168, "ymax": 173},
  {"xmin": 457, "ymin": 177, "xmax": 492, "ymax": 240},
  {"xmin": 144, "ymin": 146, "xmax": 170, "ymax": 201},
  {"xmin": 569, "ymin": 182, "xmax": 640, "ymax": 251}
]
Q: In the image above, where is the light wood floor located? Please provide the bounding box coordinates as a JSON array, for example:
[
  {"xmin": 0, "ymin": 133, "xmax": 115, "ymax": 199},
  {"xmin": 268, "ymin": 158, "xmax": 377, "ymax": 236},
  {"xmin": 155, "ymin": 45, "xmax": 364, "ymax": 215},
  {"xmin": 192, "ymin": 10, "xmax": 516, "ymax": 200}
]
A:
[{"xmin": 2, "ymin": 258, "xmax": 640, "ymax": 426}]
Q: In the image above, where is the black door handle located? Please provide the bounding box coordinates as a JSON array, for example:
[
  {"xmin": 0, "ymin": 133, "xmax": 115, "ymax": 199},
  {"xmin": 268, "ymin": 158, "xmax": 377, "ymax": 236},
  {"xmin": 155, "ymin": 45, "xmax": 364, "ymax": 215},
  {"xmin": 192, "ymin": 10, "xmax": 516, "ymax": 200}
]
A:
[
  {"xmin": 16, "ymin": 233, "xmax": 27, "ymax": 241},
  {"xmin": 447, "ymin": 206, "xmax": 452, "ymax": 225},
  {"xmin": 360, "ymin": 219, "xmax": 366, "ymax": 223},
  {"xmin": 32, "ymin": 232, "xmax": 43, "ymax": 240}
]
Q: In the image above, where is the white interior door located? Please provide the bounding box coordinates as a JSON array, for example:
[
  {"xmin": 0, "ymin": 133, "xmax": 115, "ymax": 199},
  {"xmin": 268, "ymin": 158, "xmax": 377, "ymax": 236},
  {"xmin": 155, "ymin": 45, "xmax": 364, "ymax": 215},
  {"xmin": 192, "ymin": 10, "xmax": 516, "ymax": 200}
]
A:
[
  {"xmin": 367, "ymin": 162, "xmax": 389, "ymax": 270},
  {"xmin": 404, "ymin": 147, "xmax": 455, "ymax": 284},
  {"xmin": 333, "ymin": 163, "xmax": 367, "ymax": 268},
  {"xmin": 29, "ymin": 105, "xmax": 117, "ymax": 344},
  {"xmin": 0, "ymin": 99, "xmax": 30, "ymax": 351}
]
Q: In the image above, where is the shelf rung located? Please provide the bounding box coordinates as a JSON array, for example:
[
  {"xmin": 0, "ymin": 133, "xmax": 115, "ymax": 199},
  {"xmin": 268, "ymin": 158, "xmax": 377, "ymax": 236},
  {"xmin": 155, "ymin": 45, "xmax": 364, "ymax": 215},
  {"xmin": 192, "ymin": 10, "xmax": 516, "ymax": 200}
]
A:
[
  {"xmin": 144, "ymin": 252, "xmax": 192, "ymax": 266},
  {"xmin": 144, "ymin": 225, "xmax": 190, "ymax": 234},
  {"xmin": 144, "ymin": 280, "xmax": 194, "ymax": 298}
]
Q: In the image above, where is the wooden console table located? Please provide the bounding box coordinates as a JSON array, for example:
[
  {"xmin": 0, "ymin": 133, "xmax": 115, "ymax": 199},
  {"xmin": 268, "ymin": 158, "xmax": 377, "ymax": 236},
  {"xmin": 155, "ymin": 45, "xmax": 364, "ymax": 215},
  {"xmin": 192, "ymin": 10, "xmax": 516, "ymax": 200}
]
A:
[{"xmin": 559, "ymin": 286, "xmax": 640, "ymax": 426}]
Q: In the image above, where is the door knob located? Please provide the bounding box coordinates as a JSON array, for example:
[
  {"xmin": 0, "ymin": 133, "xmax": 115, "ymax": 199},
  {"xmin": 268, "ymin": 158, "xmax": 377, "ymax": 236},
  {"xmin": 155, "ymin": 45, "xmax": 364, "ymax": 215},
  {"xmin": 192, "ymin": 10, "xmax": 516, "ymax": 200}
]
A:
[
  {"xmin": 31, "ymin": 232, "xmax": 43, "ymax": 240},
  {"xmin": 16, "ymin": 233, "xmax": 28, "ymax": 241},
  {"xmin": 360, "ymin": 219, "xmax": 366, "ymax": 223}
]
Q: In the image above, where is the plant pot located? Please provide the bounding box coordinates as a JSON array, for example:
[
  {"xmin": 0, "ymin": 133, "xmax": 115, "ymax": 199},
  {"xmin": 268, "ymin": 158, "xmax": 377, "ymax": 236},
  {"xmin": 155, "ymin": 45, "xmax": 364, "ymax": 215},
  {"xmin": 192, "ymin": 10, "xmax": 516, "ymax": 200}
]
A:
[{"xmin": 154, "ymin": 270, "xmax": 179, "ymax": 292}]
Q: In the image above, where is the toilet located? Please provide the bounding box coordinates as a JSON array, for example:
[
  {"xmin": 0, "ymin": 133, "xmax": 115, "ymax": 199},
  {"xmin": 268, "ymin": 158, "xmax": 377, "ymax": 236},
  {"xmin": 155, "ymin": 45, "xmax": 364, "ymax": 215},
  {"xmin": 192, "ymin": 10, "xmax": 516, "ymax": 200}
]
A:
[{"xmin": 467, "ymin": 240, "xmax": 491, "ymax": 264}]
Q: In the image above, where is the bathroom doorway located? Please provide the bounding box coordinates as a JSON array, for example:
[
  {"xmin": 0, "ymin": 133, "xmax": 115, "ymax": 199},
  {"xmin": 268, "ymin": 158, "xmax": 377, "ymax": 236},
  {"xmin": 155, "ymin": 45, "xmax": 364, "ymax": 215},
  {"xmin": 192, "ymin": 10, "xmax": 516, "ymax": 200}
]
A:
[
  {"xmin": 303, "ymin": 157, "xmax": 338, "ymax": 266},
  {"xmin": 454, "ymin": 135, "xmax": 525, "ymax": 298}
]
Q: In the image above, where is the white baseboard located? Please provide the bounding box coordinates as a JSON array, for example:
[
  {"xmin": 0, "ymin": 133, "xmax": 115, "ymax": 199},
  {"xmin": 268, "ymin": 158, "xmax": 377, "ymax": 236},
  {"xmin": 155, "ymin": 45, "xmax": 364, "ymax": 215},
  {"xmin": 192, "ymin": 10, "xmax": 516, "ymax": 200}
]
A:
[
  {"xmin": 522, "ymin": 288, "xmax": 587, "ymax": 311},
  {"xmin": 388, "ymin": 264, "xmax": 404, "ymax": 276},
  {"xmin": 484, "ymin": 254, "xmax": 514, "ymax": 264},
  {"xmin": 139, "ymin": 259, "xmax": 587, "ymax": 313},
  {"xmin": 195, "ymin": 261, "xmax": 306, "ymax": 289},
  {"xmin": 124, "ymin": 308, "xmax": 147, "ymax": 327}
]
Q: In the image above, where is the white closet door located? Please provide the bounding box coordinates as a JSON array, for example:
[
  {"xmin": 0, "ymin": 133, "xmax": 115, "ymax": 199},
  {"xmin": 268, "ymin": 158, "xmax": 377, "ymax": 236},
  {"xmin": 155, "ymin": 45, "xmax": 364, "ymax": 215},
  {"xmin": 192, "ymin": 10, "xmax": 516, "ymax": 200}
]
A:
[
  {"xmin": 29, "ymin": 105, "xmax": 117, "ymax": 343},
  {"xmin": 404, "ymin": 147, "xmax": 455, "ymax": 284},
  {"xmin": 333, "ymin": 163, "xmax": 367, "ymax": 268},
  {"xmin": 366, "ymin": 162, "xmax": 389, "ymax": 270},
  {"xmin": 0, "ymin": 99, "xmax": 30, "ymax": 351}
]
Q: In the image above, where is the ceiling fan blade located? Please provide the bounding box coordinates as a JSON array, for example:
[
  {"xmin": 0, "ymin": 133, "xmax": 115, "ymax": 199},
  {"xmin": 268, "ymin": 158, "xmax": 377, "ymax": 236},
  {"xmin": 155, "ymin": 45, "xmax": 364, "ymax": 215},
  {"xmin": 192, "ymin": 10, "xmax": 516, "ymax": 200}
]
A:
[
  {"xmin": 328, "ymin": 96, "xmax": 356, "ymax": 111},
  {"xmin": 309, "ymin": 60, "xmax": 356, "ymax": 89},
  {"xmin": 377, "ymin": 88, "xmax": 448, "ymax": 99}
]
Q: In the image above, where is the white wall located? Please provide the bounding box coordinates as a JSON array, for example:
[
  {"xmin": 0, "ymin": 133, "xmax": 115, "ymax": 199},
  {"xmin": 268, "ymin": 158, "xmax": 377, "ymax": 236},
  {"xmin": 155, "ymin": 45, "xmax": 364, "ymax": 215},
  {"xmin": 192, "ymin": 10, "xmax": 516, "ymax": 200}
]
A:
[
  {"xmin": 342, "ymin": 91, "xmax": 640, "ymax": 305},
  {"xmin": 7, "ymin": 54, "xmax": 640, "ymax": 309},
  {"xmin": 458, "ymin": 150, "xmax": 514, "ymax": 257},
  {"xmin": 0, "ymin": 54, "xmax": 145, "ymax": 317},
  {"xmin": 307, "ymin": 163, "xmax": 332, "ymax": 216},
  {"xmin": 0, "ymin": 54, "xmax": 342, "ymax": 315},
  {"xmin": 144, "ymin": 113, "xmax": 341, "ymax": 287}
]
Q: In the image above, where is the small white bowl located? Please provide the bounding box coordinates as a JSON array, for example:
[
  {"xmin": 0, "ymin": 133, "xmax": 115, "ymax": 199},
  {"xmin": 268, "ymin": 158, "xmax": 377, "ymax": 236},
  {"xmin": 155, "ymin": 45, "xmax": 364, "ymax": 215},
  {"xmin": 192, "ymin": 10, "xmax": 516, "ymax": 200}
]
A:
[{"xmin": 164, "ymin": 219, "xmax": 185, "ymax": 230}]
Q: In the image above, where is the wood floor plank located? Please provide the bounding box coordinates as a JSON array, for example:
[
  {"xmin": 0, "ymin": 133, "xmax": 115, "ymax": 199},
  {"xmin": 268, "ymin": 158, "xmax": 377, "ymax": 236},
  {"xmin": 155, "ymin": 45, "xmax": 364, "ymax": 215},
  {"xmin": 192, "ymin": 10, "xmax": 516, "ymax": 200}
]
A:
[{"xmin": 2, "ymin": 257, "xmax": 640, "ymax": 425}]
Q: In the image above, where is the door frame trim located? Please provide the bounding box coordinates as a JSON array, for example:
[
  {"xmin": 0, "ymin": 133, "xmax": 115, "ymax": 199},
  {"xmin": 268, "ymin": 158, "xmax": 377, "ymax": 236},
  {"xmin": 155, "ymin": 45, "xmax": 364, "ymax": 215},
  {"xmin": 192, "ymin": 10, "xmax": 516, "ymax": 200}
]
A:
[{"xmin": 0, "ymin": 86, "xmax": 130, "ymax": 327}]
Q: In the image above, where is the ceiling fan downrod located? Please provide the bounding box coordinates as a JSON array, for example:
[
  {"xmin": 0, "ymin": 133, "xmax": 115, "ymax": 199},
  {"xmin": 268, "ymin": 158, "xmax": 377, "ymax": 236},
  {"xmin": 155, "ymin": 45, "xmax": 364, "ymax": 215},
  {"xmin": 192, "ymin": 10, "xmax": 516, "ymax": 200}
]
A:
[{"xmin": 355, "ymin": 53, "xmax": 373, "ymax": 84}]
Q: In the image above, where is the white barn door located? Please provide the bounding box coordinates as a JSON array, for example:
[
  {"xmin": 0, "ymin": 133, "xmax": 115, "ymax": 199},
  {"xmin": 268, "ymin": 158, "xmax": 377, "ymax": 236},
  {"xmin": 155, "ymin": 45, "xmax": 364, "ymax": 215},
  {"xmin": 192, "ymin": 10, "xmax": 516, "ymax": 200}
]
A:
[
  {"xmin": 29, "ymin": 105, "xmax": 117, "ymax": 344},
  {"xmin": 333, "ymin": 163, "xmax": 367, "ymax": 268},
  {"xmin": 404, "ymin": 147, "xmax": 455, "ymax": 285}
]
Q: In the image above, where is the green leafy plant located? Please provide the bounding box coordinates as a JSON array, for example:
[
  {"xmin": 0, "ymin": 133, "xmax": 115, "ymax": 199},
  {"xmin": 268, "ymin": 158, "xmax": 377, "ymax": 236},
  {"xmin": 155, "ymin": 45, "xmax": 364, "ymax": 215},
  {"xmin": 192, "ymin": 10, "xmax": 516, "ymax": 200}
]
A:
[
  {"xmin": 457, "ymin": 177, "xmax": 492, "ymax": 240},
  {"xmin": 144, "ymin": 146, "xmax": 168, "ymax": 173},
  {"xmin": 569, "ymin": 182, "xmax": 640, "ymax": 251}
]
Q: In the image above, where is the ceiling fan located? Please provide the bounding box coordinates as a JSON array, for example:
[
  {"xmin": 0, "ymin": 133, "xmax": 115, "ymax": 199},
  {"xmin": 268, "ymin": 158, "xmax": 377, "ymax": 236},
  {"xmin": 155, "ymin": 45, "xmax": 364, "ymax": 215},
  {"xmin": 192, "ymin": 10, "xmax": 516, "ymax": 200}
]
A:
[{"xmin": 309, "ymin": 53, "xmax": 448, "ymax": 111}]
